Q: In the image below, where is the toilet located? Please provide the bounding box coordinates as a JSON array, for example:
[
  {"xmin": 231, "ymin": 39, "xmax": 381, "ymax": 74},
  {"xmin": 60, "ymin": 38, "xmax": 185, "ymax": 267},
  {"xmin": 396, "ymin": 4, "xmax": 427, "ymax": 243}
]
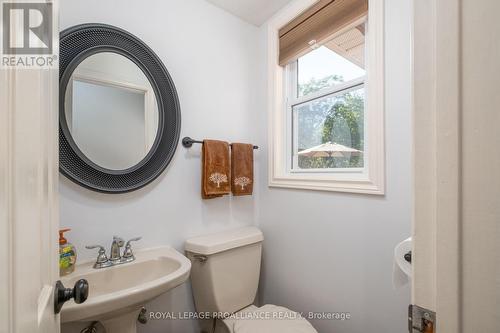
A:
[{"xmin": 185, "ymin": 226, "xmax": 318, "ymax": 333}]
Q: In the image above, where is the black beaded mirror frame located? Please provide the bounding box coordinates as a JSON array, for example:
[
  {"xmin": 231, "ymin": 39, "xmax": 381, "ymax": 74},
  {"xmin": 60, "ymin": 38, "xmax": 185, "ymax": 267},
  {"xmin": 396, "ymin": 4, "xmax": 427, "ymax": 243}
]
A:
[{"xmin": 59, "ymin": 24, "xmax": 180, "ymax": 193}]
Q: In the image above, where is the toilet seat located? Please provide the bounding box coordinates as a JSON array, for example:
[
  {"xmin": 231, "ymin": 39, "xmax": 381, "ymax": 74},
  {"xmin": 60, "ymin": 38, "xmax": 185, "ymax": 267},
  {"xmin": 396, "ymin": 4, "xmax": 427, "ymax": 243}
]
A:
[{"xmin": 224, "ymin": 304, "xmax": 317, "ymax": 333}]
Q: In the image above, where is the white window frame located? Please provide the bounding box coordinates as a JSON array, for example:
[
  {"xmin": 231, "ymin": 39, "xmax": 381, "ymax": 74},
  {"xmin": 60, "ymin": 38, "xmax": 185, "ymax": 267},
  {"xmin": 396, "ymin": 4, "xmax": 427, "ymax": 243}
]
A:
[
  {"xmin": 285, "ymin": 57, "xmax": 366, "ymax": 174},
  {"xmin": 266, "ymin": 0, "xmax": 385, "ymax": 194}
]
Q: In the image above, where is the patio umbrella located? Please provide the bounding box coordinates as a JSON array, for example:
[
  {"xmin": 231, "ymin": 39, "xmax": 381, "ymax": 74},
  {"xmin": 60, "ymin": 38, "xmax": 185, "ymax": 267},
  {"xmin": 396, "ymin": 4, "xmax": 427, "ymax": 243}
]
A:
[{"xmin": 298, "ymin": 142, "xmax": 363, "ymax": 158}]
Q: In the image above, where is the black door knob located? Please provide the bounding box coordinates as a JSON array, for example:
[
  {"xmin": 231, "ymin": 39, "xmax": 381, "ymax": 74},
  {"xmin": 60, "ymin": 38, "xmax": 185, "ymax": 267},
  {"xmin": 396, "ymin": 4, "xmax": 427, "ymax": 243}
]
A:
[
  {"xmin": 54, "ymin": 279, "xmax": 89, "ymax": 314},
  {"xmin": 404, "ymin": 251, "xmax": 412, "ymax": 263}
]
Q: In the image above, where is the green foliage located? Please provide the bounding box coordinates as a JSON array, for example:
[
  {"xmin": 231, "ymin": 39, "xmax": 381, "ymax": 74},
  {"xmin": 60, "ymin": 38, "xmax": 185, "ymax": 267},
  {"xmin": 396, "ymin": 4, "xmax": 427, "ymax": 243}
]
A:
[
  {"xmin": 297, "ymin": 75, "xmax": 364, "ymax": 169},
  {"xmin": 298, "ymin": 74, "xmax": 344, "ymax": 97}
]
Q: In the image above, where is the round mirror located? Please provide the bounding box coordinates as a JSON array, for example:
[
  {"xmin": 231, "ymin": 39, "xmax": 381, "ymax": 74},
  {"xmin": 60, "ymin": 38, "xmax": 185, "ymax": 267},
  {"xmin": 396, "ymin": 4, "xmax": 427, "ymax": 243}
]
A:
[
  {"xmin": 64, "ymin": 52, "xmax": 159, "ymax": 171},
  {"xmin": 59, "ymin": 24, "xmax": 181, "ymax": 193}
]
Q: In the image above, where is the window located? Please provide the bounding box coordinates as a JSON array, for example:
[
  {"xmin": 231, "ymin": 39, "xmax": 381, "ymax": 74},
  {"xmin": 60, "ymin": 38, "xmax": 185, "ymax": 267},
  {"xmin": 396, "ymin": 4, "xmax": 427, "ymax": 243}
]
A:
[
  {"xmin": 267, "ymin": 0, "xmax": 384, "ymax": 194},
  {"xmin": 288, "ymin": 23, "xmax": 366, "ymax": 172}
]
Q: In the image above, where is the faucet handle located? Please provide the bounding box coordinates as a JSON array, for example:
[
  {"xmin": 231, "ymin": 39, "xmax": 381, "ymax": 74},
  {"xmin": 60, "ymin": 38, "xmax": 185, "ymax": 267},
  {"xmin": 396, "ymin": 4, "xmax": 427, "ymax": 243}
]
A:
[
  {"xmin": 85, "ymin": 244, "xmax": 105, "ymax": 252},
  {"xmin": 125, "ymin": 237, "xmax": 142, "ymax": 247},
  {"xmin": 122, "ymin": 237, "xmax": 142, "ymax": 261},
  {"xmin": 85, "ymin": 245, "xmax": 109, "ymax": 266}
]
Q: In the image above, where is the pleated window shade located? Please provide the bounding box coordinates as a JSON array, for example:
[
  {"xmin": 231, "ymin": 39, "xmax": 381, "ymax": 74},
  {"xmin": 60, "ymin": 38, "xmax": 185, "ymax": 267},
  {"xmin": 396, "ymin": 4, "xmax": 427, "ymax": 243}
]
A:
[{"xmin": 279, "ymin": 0, "xmax": 368, "ymax": 66}]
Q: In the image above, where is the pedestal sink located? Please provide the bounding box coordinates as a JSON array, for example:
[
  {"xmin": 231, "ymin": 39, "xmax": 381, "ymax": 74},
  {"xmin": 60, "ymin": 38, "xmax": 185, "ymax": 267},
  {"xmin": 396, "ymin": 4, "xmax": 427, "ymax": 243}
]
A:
[{"xmin": 60, "ymin": 246, "xmax": 191, "ymax": 333}]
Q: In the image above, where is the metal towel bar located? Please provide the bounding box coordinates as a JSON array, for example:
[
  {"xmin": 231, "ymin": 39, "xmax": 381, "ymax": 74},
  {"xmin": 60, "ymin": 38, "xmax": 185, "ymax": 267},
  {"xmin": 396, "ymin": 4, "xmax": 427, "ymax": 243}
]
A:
[{"xmin": 181, "ymin": 137, "xmax": 258, "ymax": 149}]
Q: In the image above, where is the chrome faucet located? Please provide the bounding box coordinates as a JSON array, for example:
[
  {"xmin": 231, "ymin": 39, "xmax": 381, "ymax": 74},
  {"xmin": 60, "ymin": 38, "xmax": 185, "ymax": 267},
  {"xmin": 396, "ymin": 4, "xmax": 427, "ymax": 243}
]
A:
[
  {"xmin": 110, "ymin": 236, "xmax": 124, "ymax": 263},
  {"xmin": 86, "ymin": 236, "xmax": 142, "ymax": 269}
]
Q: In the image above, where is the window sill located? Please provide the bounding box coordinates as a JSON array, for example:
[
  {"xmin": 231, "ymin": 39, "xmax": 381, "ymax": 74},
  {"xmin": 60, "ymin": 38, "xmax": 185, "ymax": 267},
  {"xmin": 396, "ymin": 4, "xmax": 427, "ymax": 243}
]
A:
[{"xmin": 268, "ymin": 173, "xmax": 384, "ymax": 195}]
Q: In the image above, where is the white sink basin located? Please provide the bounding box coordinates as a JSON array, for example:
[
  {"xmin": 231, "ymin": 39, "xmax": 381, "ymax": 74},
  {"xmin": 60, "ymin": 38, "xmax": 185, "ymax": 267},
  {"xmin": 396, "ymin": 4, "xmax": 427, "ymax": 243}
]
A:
[{"xmin": 61, "ymin": 246, "xmax": 191, "ymax": 333}]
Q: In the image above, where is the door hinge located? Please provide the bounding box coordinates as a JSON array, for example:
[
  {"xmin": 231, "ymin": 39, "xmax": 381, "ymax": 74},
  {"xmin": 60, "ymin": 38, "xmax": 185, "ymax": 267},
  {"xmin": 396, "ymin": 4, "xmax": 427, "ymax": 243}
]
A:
[{"xmin": 409, "ymin": 305, "xmax": 436, "ymax": 333}]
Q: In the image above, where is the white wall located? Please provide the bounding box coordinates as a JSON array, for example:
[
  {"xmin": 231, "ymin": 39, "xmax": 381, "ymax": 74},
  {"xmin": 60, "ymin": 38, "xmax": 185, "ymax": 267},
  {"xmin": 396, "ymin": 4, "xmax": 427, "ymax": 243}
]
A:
[
  {"xmin": 256, "ymin": 0, "xmax": 412, "ymax": 332},
  {"xmin": 59, "ymin": 0, "xmax": 262, "ymax": 332}
]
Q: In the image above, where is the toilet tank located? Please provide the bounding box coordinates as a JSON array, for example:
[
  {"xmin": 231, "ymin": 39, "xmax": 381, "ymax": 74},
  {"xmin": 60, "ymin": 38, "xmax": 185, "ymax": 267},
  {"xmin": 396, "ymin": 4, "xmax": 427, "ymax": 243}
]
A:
[{"xmin": 185, "ymin": 227, "xmax": 264, "ymax": 315}]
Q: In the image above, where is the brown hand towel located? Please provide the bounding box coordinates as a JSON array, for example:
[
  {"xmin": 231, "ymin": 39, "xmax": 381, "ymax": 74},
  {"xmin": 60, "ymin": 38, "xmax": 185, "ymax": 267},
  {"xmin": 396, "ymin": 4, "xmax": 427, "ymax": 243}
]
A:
[
  {"xmin": 202, "ymin": 140, "xmax": 231, "ymax": 199},
  {"xmin": 231, "ymin": 143, "xmax": 254, "ymax": 196}
]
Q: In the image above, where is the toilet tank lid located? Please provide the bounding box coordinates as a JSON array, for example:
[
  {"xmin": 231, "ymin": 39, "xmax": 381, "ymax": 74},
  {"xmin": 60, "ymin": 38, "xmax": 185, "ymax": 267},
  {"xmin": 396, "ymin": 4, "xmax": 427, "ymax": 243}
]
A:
[{"xmin": 185, "ymin": 226, "xmax": 263, "ymax": 255}]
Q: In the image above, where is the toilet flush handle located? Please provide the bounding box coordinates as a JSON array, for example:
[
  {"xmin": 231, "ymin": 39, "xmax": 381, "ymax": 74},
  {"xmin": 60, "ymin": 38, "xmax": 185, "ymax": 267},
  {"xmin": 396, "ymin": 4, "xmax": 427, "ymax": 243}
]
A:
[{"xmin": 192, "ymin": 254, "xmax": 208, "ymax": 263}]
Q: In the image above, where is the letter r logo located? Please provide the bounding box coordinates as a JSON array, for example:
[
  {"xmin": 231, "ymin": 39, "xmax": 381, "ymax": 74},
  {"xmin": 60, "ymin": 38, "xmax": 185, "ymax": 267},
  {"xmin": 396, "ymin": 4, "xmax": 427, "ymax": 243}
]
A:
[{"xmin": 2, "ymin": 2, "xmax": 52, "ymax": 54}]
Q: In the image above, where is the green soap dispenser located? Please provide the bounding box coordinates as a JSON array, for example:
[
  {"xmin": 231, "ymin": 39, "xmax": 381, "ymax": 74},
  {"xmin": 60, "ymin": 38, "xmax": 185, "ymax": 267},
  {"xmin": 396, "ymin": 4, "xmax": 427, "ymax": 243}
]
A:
[{"xmin": 59, "ymin": 228, "xmax": 77, "ymax": 276}]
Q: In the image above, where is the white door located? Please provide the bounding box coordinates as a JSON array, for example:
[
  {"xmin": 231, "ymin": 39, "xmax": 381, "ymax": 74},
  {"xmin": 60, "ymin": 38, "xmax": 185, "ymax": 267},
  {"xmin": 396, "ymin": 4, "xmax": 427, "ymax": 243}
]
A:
[
  {"xmin": 0, "ymin": 62, "xmax": 60, "ymax": 333},
  {"xmin": 412, "ymin": 0, "xmax": 499, "ymax": 332},
  {"xmin": 0, "ymin": 1, "xmax": 63, "ymax": 332}
]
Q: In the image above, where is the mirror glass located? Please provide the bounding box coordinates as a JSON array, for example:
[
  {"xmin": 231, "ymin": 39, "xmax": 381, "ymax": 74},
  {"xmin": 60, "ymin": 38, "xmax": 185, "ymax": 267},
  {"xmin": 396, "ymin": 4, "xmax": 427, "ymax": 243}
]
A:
[{"xmin": 64, "ymin": 52, "xmax": 159, "ymax": 171}]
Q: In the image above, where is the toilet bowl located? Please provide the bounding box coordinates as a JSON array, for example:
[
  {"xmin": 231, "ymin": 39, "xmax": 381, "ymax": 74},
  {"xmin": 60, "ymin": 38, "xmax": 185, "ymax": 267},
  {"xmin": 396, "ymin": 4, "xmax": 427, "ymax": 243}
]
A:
[
  {"xmin": 185, "ymin": 227, "xmax": 317, "ymax": 333},
  {"xmin": 221, "ymin": 304, "xmax": 316, "ymax": 333}
]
